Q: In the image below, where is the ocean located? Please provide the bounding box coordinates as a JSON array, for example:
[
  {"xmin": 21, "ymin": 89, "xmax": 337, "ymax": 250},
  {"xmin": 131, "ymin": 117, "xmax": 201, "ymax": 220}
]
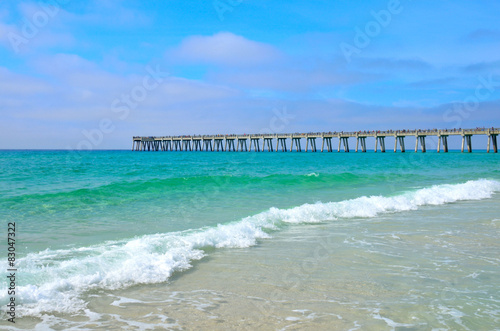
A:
[{"xmin": 0, "ymin": 150, "xmax": 499, "ymax": 330}]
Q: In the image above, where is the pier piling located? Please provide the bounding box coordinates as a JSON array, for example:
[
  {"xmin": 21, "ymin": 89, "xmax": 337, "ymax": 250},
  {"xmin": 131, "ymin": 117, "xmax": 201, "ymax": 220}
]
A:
[
  {"xmin": 488, "ymin": 134, "xmax": 498, "ymax": 153},
  {"xmin": 356, "ymin": 137, "xmax": 367, "ymax": 152},
  {"xmin": 322, "ymin": 137, "xmax": 333, "ymax": 152},
  {"xmin": 264, "ymin": 137, "xmax": 274, "ymax": 152},
  {"xmin": 395, "ymin": 136, "xmax": 405, "ymax": 152},
  {"xmin": 306, "ymin": 137, "xmax": 317, "ymax": 152},
  {"xmin": 277, "ymin": 137, "xmax": 287, "ymax": 152}
]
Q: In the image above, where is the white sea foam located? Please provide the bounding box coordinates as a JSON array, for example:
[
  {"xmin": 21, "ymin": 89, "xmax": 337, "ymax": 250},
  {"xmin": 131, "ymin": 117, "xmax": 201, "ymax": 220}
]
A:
[
  {"xmin": 1, "ymin": 179, "xmax": 499, "ymax": 316},
  {"xmin": 257, "ymin": 179, "xmax": 500, "ymax": 223},
  {"xmin": 372, "ymin": 309, "xmax": 415, "ymax": 328}
]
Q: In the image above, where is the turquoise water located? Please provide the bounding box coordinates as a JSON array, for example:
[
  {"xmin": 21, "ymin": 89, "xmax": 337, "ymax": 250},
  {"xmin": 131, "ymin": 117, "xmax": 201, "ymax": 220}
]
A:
[{"xmin": 0, "ymin": 150, "xmax": 499, "ymax": 329}]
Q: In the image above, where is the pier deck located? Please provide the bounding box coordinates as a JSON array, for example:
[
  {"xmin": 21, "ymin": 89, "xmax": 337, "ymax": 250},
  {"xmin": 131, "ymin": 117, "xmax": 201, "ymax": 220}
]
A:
[{"xmin": 133, "ymin": 128, "xmax": 499, "ymax": 153}]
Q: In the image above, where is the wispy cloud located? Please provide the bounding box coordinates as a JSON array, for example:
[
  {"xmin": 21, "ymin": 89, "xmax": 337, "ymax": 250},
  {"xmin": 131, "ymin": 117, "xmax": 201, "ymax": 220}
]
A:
[
  {"xmin": 210, "ymin": 67, "xmax": 365, "ymax": 92},
  {"xmin": 406, "ymin": 77, "xmax": 457, "ymax": 89},
  {"xmin": 358, "ymin": 57, "xmax": 433, "ymax": 71},
  {"xmin": 462, "ymin": 60, "xmax": 500, "ymax": 73},
  {"xmin": 464, "ymin": 29, "xmax": 500, "ymax": 43},
  {"xmin": 168, "ymin": 32, "xmax": 283, "ymax": 66}
]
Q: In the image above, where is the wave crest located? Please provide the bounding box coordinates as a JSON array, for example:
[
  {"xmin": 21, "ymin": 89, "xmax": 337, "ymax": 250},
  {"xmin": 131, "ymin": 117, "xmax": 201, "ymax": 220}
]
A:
[{"xmin": 1, "ymin": 179, "xmax": 499, "ymax": 316}]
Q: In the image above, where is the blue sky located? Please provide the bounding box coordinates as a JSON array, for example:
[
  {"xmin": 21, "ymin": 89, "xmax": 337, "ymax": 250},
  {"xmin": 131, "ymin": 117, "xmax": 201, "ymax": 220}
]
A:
[{"xmin": 0, "ymin": 0, "xmax": 499, "ymax": 149}]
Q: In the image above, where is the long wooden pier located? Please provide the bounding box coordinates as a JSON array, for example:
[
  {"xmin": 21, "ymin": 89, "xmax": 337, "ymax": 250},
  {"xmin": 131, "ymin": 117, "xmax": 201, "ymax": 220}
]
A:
[{"xmin": 133, "ymin": 128, "xmax": 499, "ymax": 153}]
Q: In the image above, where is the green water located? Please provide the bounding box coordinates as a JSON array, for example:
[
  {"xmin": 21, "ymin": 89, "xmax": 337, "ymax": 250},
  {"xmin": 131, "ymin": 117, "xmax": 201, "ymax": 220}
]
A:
[{"xmin": 0, "ymin": 150, "xmax": 499, "ymax": 329}]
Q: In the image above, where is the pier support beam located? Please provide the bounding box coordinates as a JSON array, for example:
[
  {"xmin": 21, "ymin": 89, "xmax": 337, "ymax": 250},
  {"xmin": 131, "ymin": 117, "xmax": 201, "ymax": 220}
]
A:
[
  {"xmin": 374, "ymin": 136, "xmax": 386, "ymax": 152},
  {"xmin": 462, "ymin": 135, "xmax": 472, "ymax": 153},
  {"xmin": 306, "ymin": 137, "xmax": 317, "ymax": 152},
  {"xmin": 250, "ymin": 138, "xmax": 261, "ymax": 152},
  {"xmin": 214, "ymin": 139, "xmax": 224, "ymax": 152},
  {"xmin": 415, "ymin": 136, "xmax": 426, "ymax": 153},
  {"xmin": 356, "ymin": 137, "xmax": 367, "ymax": 152},
  {"xmin": 277, "ymin": 138, "xmax": 288, "ymax": 152},
  {"xmin": 237, "ymin": 139, "xmax": 248, "ymax": 152},
  {"xmin": 192, "ymin": 140, "xmax": 202, "ymax": 151},
  {"xmin": 291, "ymin": 138, "xmax": 302, "ymax": 152},
  {"xmin": 443, "ymin": 135, "xmax": 448, "ymax": 153},
  {"xmin": 321, "ymin": 137, "xmax": 332, "ymax": 152},
  {"xmin": 226, "ymin": 139, "xmax": 236, "ymax": 152},
  {"xmin": 339, "ymin": 137, "xmax": 349, "ymax": 152},
  {"xmin": 395, "ymin": 136, "xmax": 405, "ymax": 152},
  {"xmin": 487, "ymin": 134, "xmax": 498, "ymax": 153},
  {"xmin": 263, "ymin": 138, "xmax": 274, "ymax": 152},
  {"xmin": 203, "ymin": 139, "xmax": 212, "ymax": 152},
  {"xmin": 182, "ymin": 140, "xmax": 191, "ymax": 151}
]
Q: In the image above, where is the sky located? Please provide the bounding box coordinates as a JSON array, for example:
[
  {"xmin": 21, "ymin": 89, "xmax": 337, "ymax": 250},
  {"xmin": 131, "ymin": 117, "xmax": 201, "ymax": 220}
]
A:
[{"xmin": 0, "ymin": 0, "xmax": 499, "ymax": 149}]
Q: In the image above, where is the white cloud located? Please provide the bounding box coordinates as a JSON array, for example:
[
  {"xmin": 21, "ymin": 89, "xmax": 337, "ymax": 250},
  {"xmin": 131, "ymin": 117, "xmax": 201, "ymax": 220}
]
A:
[
  {"xmin": 0, "ymin": 22, "xmax": 20, "ymax": 51},
  {"xmin": 169, "ymin": 32, "xmax": 283, "ymax": 66},
  {"xmin": 0, "ymin": 67, "xmax": 51, "ymax": 95},
  {"xmin": 158, "ymin": 78, "xmax": 240, "ymax": 104},
  {"xmin": 211, "ymin": 68, "xmax": 364, "ymax": 92}
]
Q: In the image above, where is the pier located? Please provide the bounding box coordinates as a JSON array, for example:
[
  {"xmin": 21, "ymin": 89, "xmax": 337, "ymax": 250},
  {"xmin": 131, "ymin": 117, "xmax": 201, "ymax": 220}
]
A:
[{"xmin": 133, "ymin": 128, "xmax": 499, "ymax": 153}]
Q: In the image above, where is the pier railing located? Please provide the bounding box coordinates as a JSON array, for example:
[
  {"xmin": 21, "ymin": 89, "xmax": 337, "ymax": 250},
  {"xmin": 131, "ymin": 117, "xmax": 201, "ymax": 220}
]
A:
[{"xmin": 132, "ymin": 128, "xmax": 499, "ymax": 153}]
